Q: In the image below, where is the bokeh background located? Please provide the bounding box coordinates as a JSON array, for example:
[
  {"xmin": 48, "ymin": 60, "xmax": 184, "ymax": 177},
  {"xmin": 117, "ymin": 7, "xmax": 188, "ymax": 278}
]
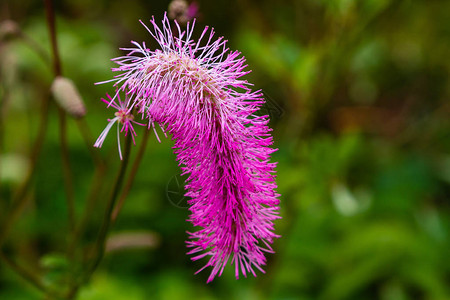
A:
[{"xmin": 1, "ymin": 0, "xmax": 449, "ymax": 299}]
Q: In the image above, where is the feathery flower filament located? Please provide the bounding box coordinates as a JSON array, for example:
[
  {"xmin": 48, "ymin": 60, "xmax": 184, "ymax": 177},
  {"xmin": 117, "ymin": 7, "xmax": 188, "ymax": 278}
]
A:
[{"xmin": 94, "ymin": 93, "xmax": 143, "ymax": 159}]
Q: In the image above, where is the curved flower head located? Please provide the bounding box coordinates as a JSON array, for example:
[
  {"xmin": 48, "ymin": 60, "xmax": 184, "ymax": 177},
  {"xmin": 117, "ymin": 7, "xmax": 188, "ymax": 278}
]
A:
[{"xmin": 96, "ymin": 13, "xmax": 280, "ymax": 282}]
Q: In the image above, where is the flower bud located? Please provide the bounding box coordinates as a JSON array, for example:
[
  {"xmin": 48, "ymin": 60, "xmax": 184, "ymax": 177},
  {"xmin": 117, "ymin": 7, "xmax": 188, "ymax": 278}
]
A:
[{"xmin": 51, "ymin": 76, "xmax": 86, "ymax": 118}]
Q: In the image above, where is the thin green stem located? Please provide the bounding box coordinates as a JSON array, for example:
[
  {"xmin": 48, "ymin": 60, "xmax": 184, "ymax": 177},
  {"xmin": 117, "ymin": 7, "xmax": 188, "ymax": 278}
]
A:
[{"xmin": 111, "ymin": 128, "xmax": 150, "ymax": 222}]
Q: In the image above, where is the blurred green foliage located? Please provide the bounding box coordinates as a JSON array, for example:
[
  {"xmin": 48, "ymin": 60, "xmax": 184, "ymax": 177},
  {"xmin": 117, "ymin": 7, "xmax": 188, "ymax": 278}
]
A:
[{"xmin": 0, "ymin": 0, "xmax": 449, "ymax": 299}]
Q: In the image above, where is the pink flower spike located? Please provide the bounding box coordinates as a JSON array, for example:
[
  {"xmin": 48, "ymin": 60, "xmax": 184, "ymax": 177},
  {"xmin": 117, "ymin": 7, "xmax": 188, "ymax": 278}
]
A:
[{"xmin": 96, "ymin": 13, "xmax": 280, "ymax": 282}]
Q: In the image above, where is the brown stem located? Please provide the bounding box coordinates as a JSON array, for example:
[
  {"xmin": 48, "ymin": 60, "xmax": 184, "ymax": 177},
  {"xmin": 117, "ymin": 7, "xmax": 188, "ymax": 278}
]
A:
[
  {"xmin": 44, "ymin": 0, "xmax": 62, "ymax": 76},
  {"xmin": 44, "ymin": 0, "xmax": 76, "ymax": 235}
]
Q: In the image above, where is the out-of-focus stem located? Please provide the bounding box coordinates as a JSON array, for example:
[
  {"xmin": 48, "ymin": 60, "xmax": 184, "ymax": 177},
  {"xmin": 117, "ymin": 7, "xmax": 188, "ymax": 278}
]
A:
[
  {"xmin": 86, "ymin": 134, "xmax": 132, "ymax": 278},
  {"xmin": 0, "ymin": 91, "xmax": 50, "ymax": 247},
  {"xmin": 0, "ymin": 251, "xmax": 60, "ymax": 298},
  {"xmin": 19, "ymin": 31, "xmax": 51, "ymax": 65},
  {"xmin": 44, "ymin": 0, "xmax": 62, "ymax": 76},
  {"xmin": 68, "ymin": 119, "xmax": 107, "ymax": 256},
  {"xmin": 0, "ymin": 69, "xmax": 10, "ymax": 198},
  {"xmin": 67, "ymin": 162, "xmax": 106, "ymax": 258},
  {"xmin": 75, "ymin": 118, "xmax": 105, "ymax": 169},
  {"xmin": 44, "ymin": 0, "xmax": 76, "ymax": 235},
  {"xmin": 111, "ymin": 128, "xmax": 150, "ymax": 222},
  {"xmin": 65, "ymin": 135, "xmax": 132, "ymax": 299},
  {"xmin": 58, "ymin": 108, "xmax": 75, "ymax": 232}
]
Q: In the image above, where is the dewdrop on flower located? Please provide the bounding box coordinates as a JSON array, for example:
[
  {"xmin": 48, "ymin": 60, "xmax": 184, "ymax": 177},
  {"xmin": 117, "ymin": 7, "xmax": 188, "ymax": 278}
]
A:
[{"xmin": 95, "ymin": 13, "xmax": 280, "ymax": 282}]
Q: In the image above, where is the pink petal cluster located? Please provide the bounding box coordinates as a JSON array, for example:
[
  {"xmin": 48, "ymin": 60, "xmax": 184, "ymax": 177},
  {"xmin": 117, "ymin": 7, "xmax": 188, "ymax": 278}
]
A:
[
  {"xmin": 94, "ymin": 93, "xmax": 144, "ymax": 159},
  {"xmin": 96, "ymin": 13, "xmax": 280, "ymax": 282}
]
